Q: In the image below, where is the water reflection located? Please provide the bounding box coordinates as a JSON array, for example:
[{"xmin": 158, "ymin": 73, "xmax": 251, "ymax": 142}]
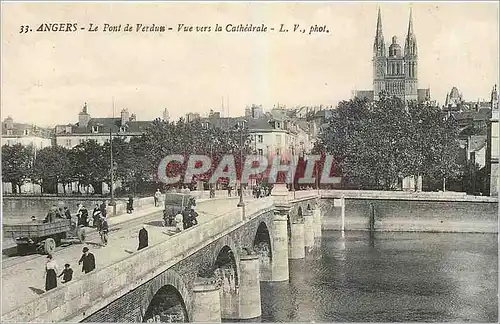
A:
[{"xmin": 261, "ymin": 230, "xmax": 498, "ymax": 322}]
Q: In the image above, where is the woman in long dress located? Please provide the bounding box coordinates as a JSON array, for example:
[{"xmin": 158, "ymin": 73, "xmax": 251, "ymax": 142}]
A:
[{"xmin": 45, "ymin": 254, "xmax": 58, "ymax": 291}]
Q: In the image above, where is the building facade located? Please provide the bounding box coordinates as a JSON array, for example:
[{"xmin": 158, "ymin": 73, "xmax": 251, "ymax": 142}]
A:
[
  {"xmin": 54, "ymin": 103, "xmax": 151, "ymax": 148},
  {"xmin": 354, "ymin": 8, "xmax": 431, "ymax": 103},
  {"xmin": 1, "ymin": 116, "xmax": 53, "ymax": 149}
]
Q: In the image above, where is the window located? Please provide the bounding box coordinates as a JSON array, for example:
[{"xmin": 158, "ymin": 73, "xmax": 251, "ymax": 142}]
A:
[
  {"xmin": 92, "ymin": 126, "xmax": 98, "ymax": 133},
  {"xmin": 23, "ymin": 129, "xmax": 29, "ymax": 136},
  {"xmin": 276, "ymin": 134, "xmax": 282, "ymax": 144},
  {"xmin": 276, "ymin": 148, "xmax": 281, "ymax": 155},
  {"xmin": 65, "ymin": 126, "xmax": 72, "ymax": 133},
  {"xmin": 65, "ymin": 139, "xmax": 71, "ymax": 147},
  {"xmin": 119, "ymin": 126, "xmax": 126, "ymax": 133},
  {"xmin": 258, "ymin": 149, "xmax": 263, "ymax": 156},
  {"xmin": 258, "ymin": 135, "xmax": 263, "ymax": 143},
  {"xmin": 79, "ymin": 139, "xmax": 85, "ymax": 144},
  {"xmin": 6, "ymin": 129, "xmax": 12, "ymax": 135}
]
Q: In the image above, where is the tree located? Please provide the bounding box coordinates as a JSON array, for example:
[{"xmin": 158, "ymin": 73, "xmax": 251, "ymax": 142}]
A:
[
  {"xmin": 69, "ymin": 140, "xmax": 108, "ymax": 194},
  {"xmin": 32, "ymin": 146, "xmax": 72, "ymax": 194},
  {"xmin": 313, "ymin": 95, "xmax": 462, "ymax": 191},
  {"xmin": 2, "ymin": 144, "xmax": 34, "ymax": 194}
]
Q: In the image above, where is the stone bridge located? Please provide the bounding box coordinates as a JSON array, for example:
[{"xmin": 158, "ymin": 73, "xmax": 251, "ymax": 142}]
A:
[{"xmin": 2, "ymin": 185, "xmax": 323, "ymax": 323}]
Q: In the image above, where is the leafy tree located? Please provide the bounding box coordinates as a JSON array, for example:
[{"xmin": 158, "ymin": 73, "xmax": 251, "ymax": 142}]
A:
[
  {"xmin": 32, "ymin": 146, "xmax": 72, "ymax": 194},
  {"xmin": 313, "ymin": 95, "xmax": 462, "ymax": 191},
  {"xmin": 69, "ymin": 140, "xmax": 108, "ymax": 194},
  {"xmin": 2, "ymin": 144, "xmax": 34, "ymax": 194}
]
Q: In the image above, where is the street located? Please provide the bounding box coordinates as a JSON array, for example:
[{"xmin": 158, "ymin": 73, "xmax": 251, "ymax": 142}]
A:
[{"xmin": 1, "ymin": 196, "xmax": 249, "ymax": 314}]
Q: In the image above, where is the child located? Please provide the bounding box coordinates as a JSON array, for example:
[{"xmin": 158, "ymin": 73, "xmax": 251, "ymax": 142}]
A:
[{"xmin": 58, "ymin": 263, "xmax": 73, "ymax": 283}]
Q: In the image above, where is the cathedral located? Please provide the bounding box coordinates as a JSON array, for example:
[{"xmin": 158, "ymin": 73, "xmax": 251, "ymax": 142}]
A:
[{"xmin": 354, "ymin": 8, "xmax": 431, "ymax": 103}]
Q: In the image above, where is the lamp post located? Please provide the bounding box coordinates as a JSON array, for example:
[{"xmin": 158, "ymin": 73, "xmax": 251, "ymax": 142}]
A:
[
  {"xmin": 109, "ymin": 129, "xmax": 116, "ymax": 216},
  {"xmin": 237, "ymin": 120, "xmax": 246, "ymax": 207},
  {"xmin": 290, "ymin": 145, "xmax": 296, "ymax": 199}
]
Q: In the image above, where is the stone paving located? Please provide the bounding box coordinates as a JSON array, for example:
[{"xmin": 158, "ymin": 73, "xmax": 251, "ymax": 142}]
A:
[{"xmin": 1, "ymin": 196, "xmax": 254, "ymax": 314}]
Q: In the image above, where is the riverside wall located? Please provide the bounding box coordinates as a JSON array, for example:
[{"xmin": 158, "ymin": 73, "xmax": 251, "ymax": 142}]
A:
[{"xmin": 321, "ymin": 194, "xmax": 498, "ymax": 233}]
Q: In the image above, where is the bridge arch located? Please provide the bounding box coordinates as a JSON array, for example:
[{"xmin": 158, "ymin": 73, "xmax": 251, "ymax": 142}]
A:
[
  {"xmin": 141, "ymin": 270, "xmax": 190, "ymax": 322},
  {"xmin": 211, "ymin": 236, "xmax": 240, "ymax": 287},
  {"xmin": 253, "ymin": 221, "xmax": 272, "ymax": 280}
]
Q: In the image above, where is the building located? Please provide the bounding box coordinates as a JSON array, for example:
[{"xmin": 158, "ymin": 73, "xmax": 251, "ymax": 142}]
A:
[
  {"xmin": 162, "ymin": 108, "xmax": 170, "ymax": 122},
  {"xmin": 353, "ymin": 8, "xmax": 431, "ymax": 103},
  {"xmin": 186, "ymin": 112, "xmax": 201, "ymax": 122},
  {"xmin": 245, "ymin": 104, "xmax": 264, "ymax": 119},
  {"xmin": 54, "ymin": 103, "xmax": 151, "ymax": 148},
  {"xmin": 1, "ymin": 116, "xmax": 53, "ymax": 149}
]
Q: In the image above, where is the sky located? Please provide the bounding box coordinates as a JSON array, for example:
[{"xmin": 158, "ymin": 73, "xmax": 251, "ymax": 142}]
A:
[{"xmin": 1, "ymin": 1, "xmax": 499, "ymax": 127}]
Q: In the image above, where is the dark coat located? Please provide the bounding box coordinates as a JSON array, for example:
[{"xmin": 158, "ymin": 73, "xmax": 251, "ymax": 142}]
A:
[
  {"xmin": 78, "ymin": 253, "xmax": 96, "ymax": 273},
  {"xmin": 99, "ymin": 203, "xmax": 107, "ymax": 217},
  {"xmin": 138, "ymin": 228, "xmax": 148, "ymax": 250}
]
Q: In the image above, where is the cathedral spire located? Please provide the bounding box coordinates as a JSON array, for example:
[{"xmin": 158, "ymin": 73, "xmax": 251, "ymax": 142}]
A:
[
  {"xmin": 376, "ymin": 7, "xmax": 383, "ymax": 38},
  {"xmin": 407, "ymin": 7, "xmax": 414, "ymax": 36},
  {"xmin": 373, "ymin": 7, "xmax": 386, "ymax": 57}
]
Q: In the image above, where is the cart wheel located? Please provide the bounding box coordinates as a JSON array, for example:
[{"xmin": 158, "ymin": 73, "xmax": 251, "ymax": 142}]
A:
[{"xmin": 44, "ymin": 238, "xmax": 56, "ymax": 255}]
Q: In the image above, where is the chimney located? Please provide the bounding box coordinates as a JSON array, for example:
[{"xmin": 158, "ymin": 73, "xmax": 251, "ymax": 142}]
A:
[
  {"xmin": 4, "ymin": 116, "xmax": 14, "ymax": 129},
  {"xmin": 78, "ymin": 102, "xmax": 90, "ymax": 128},
  {"xmin": 121, "ymin": 109, "xmax": 130, "ymax": 126}
]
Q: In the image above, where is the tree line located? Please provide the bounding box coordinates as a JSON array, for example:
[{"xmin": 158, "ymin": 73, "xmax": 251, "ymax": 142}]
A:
[
  {"xmin": 2, "ymin": 117, "xmax": 252, "ymax": 195},
  {"xmin": 312, "ymin": 94, "xmax": 468, "ymax": 191}
]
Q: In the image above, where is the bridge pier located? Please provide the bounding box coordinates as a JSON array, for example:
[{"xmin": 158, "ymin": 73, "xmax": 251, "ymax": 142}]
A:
[
  {"xmin": 303, "ymin": 210, "xmax": 314, "ymax": 248},
  {"xmin": 271, "ymin": 210, "xmax": 290, "ymax": 281},
  {"xmin": 238, "ymin": 253, "xmax": 262, "ymax": 319},
  {"xmin": 289, "ymin": 220, "xmax": 305, "ymax": 259},
  {"xmin": 313, "ymin": 207, "xmax": 322, "ymax": 239},
  {"xmin": 192, "ymin": 279, "xmax": 222, "ymax": 322}
]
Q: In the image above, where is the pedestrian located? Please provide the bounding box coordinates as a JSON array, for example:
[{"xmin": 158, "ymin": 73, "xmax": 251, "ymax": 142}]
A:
[
  {"xmin": 44, "ymin": 254, "xmax": 58, "ymax": 291},
  {"xmin": 137, "ymin": 225, "xmax": 148, "ymax": 250},
  {"xmin": 100, "ymin": 216, "xmax": 109, "ymax": 246},
  {"xmin": 174, "ymin": 211, "xmax": 183, "ymax": 233},
  {"xmin": 92, "ymin": 204, "xmax": 102, "ymax": 230},
  {"xmin": 154, "ymin": 189, "xmax": 161, "ymax": 207},
  {"xmin": 58, "ymin": 263, "xmax": 73, "ymax": 283},
  {"xmin": 78, "ymin": 247, "xmax": 95, "ymax": 274},
  {"xmin": 99, "ymin": 201, "xmax": 107, "ymax": 218},
  {"xmin": 127, "ymin": 196, "xmax": 134, "ymax": 213},
  {"xmin": 227, "ymin": 185, "xmax": 232, "ymax": 197},
  {"xmin": 64, "ymin": 206, "xmax": 71, "ymax": 220},
  {"xmin": 77, "ymin": 204, "xmax": 89, "ymax": 227},
  {"xmin": 44, "ymin": 205, "xmax": 57, "ymax": 223},
  {"xmin": 188, "ymin": 208, "xmax": 199, "ymax": 227},
  {"xmin": 56, "ymin": 207, "xmax": 65, "ymax": 219}
]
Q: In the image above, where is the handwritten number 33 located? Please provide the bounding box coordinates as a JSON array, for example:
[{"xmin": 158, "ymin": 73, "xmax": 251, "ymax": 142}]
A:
[{"xmin": 19, "ymin": 25, "xmax": 30, "ymax": 33}]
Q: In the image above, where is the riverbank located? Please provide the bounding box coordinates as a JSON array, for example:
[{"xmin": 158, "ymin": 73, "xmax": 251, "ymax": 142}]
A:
[{"xmin": 321, "ymin": 195, "xmax": 498, "ymax": 233}]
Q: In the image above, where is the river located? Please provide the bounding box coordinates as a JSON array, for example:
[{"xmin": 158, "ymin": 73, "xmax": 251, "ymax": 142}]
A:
[{"xmin": 260, "ymin": 230, "xmax": 498, "ymax": 322}]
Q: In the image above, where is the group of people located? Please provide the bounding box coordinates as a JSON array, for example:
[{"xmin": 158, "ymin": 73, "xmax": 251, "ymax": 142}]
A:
[
  {"xmin": 44, "ymin": 222, "xmax": 150, "ymax": 292},
  {"xmin": 174, "ymin": 206, "xmax": 199, "ymax": 232},
  {"xmin": 253, "ymin": 185, "xmax": 272, "ymax": 198},
  {"xmin": 44, "ymin": 246, "xmax": 95, "ymax": 292}
]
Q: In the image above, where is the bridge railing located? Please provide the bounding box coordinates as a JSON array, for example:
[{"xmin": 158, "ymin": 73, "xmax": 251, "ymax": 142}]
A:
[{"xmin": 2, "ymin": 197, "xmax": 272, "ymax": 322}]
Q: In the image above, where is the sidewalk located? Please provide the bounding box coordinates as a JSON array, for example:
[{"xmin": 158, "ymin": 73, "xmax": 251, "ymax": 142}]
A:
[{"xmin": 1, "ymin": 196, "xmax": 249, "ymax": 314}]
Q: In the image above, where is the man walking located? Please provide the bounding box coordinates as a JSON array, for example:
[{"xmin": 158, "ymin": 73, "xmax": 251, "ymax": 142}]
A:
[
  {"xmin": 154, "ymin": 189, "xmax": 161, "ymax": 207},
  {"xmin": 78, "ymin": 247, "xmax": 95, "ymax": 274},
  {"xmin": 137, "ymin": 225, "xmax": 149, "ymax": 250}
]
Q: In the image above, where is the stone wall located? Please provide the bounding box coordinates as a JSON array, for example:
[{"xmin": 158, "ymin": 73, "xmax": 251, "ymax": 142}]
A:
[
  {"xmin": 2, "ymin": 196, "xmax": 162, "ymax": 223},
  {"xmin": 322, "ymin": 198, "xmax": 498, "ymax": 233}
]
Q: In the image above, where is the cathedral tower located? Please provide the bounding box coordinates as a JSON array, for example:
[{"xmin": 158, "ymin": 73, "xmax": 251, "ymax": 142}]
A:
[
  {"xmin": 404, "ymin": 8, "xmax": 418, "ymax": 101},
  {"xmin": 373, "ymin": 8, "xmax": 386, "ymax": 101}
]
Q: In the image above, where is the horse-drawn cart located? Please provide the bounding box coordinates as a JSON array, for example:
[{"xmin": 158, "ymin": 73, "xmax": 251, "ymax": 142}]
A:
[{"xmin": 4, "ymin": 219, "xmax": 86, "ymax": 255}]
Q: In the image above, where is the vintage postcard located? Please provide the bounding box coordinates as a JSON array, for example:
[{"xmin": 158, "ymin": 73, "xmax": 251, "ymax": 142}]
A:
[{"xmin": 1, "ymin": 1, "xmax": 498, "ymax": 323}]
